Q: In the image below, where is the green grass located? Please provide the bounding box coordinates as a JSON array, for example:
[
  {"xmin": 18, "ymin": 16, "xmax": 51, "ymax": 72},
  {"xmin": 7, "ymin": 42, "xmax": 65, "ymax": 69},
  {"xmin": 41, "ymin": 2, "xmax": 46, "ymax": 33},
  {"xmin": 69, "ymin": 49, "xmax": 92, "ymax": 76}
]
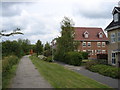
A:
[
  {"xmin": 2, "ymin": 60, "xmax": 19, "ymax": 88},
  {"xmin": 30, "ymin": 56, "xmax": 110, "ymax": 88}
]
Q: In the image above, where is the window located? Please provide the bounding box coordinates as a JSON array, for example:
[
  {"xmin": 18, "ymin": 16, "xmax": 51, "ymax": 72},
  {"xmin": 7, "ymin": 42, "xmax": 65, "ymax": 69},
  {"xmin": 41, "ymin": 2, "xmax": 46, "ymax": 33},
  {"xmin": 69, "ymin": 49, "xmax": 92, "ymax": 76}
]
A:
[
  {"xmin": 102, "ymin": 50, "xmax": 106, "ymax": 54},
  {"xmin": 82, "ymin": 42, "xmax": 86, "ymax": 47},
  {"xmin": 99, "ymin": 34, "xmax": 103, "ymax": 38},
  {"xmin": 102, "ymin": 42, "xmax": 105, "ymax": 47},
  {"xmin": 87, "ymin": 42, "xmax": 91, "ymax": 47},
  {"xmin": 87, "ymin": 50, "xmax": 92, "ymax": 55},
  {"xmin": 97, "ymin": 42, "xmax": 101, "ymax": 47},
  {"xmin": 97, "ymin": 50, "xmax": 101, "ymax": 54},
  {"xmin": 83, "ymin": 50, "xmax": 86, "ymax": 52},
  {"xmin": 112, "ymin": 52, "xmax": 116, "ymax": 64},
  {"xmin": 113, "ymin": 13, "xmax": 118, "ymax": 22},
  {"xmin": 118, "ymin": 32, "xmax": 120, "ymax": 42},
  {"xmin": 111, "ymin": 33, "xmax": 116, "ymax": 43},
  {"xmin": 85, "ymin": 34, "xmax": 88, "ymax": 38}
]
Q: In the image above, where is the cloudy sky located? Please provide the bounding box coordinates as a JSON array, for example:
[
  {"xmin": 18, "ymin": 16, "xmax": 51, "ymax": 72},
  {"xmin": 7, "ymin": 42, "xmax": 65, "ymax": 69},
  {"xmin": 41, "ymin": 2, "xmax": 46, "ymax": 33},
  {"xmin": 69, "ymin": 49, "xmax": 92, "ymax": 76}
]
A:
[{"xmin": 1, "ymin": 0, "xmax": 119, "ymax": 44}]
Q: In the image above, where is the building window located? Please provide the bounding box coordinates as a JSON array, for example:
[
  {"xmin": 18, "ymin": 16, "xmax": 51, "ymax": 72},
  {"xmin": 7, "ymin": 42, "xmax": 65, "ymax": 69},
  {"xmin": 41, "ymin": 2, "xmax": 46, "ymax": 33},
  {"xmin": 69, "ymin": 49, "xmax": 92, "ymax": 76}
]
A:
[
  {"xmin": 118, "ymin": 32, "xmax": 120, "ymax": 42},
  {"xmin": 113, "ymin": 13, "xmax": 118, "ymax": 22},
  {"xmin": 85, "ymin": 34, "xmax": 88, "ymax": 38},
  {"xmin": 84, "ymin": 31, "xmax": 89, "ymax": 38},
  {"xmin": 97, "ymin": 50, "xmax": 101, "ymax": 54},
  {"xmin": 111, "ymin": 33, "xmax": 116, "ymax": 43},
  {"xmin": 83, "ymin": 50, "xmax": 86, "ymax": 52},
  {"xmin": 102, "ymin": 42, "xmax": 105, "ymax": 47},
  {"xmin": 87, "ymin": 50, "xmax": 92, "ymax": 55},
  {"xmin": 102, "ymin": 50, "xmax": 106, "ymax": 54},
  {"xmin": 112, "ymin": 52, "xmax": 116, "ymax": 64},
  {"xmin": 87, "ymin": 42, "xmax": 91, "ymax": 47},
  {"xmin": 82, "ymin": 42, "xmax": 86, "ymax": 47},
  {"xmin": 99, "ymin": 34, "xmax": 103, "ymax": 38},
  {"xmin": 97, "ymin": 42, "xmax": 101, "ymax": 47}
]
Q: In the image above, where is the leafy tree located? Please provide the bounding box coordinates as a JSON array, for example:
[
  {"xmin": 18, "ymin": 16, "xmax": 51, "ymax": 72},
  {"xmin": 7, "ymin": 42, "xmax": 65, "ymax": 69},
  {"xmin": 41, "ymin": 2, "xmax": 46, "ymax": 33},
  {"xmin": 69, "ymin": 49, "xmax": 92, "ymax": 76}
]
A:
[
  {"xmin": 35, "ymin": 40, "xmax": 43, "ymax": 56},
  {"xmin": 44, "ymin": 42, "xmax": 52, "ymax": 57},
  {"xmin": 55, "ymin": 17, "xmax": 75, "ymax": 61}
]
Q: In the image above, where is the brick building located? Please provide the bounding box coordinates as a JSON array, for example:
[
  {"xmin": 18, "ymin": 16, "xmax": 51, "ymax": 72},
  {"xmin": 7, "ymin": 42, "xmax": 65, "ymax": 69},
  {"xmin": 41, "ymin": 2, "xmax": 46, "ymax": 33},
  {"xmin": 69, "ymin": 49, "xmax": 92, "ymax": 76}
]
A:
[{"xmin": 74, "ymin": 27, "xmax": 108, "ymax": 59}]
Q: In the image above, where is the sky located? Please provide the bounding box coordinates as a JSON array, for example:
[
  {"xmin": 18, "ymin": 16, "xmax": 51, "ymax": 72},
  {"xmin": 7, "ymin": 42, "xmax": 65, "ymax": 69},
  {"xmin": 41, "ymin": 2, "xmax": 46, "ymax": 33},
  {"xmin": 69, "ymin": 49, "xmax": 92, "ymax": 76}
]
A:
[{"xmin": 1, "ymin": 0, "xmax": 119, "ymax": 44}]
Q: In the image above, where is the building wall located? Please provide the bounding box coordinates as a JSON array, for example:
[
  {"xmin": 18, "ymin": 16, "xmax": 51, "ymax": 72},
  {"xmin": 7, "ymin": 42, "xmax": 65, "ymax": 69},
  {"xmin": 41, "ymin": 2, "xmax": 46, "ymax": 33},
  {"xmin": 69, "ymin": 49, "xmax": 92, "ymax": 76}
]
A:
[
  {"xmin": 107, "ymin": 29, "xmax": 120, "ymax": 67},
  {"xmin": 77, "ymin": 41, "xmax": 108, "ymax": 59}
]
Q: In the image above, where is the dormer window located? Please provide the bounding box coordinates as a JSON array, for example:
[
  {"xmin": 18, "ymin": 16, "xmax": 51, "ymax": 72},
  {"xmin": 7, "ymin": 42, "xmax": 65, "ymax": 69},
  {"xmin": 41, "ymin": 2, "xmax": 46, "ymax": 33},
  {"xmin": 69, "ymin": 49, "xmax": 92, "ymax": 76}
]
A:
[
  {"xmin": 84, "ymin": 31, "xmax": 89, "ymax": 38},
  {"xmin": 113, "ymin": 13, "xmax": 118, "ymax": 22},
  {"xmin": 98, "ymin": 32, "xmax": 103, "ymax": 38}
]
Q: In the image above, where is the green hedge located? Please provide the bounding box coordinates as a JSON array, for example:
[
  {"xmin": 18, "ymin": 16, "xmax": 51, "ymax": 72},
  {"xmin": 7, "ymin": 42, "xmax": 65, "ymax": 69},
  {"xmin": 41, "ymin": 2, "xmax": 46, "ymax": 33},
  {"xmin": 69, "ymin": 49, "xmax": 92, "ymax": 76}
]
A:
[
  {"xmin": 43, "ymin": 56, "xmax": 53, "ymax": 62},
  {"xmin": 88, "ymin": 64, "xmax": 120, "ymax": 79},
  {"xmin": 65, "ymin": 52, "xmax": 82, "ymax": 66},
  {"xmin": 2, "ymin": 55, "xmax": 19, "ymax": 75}
]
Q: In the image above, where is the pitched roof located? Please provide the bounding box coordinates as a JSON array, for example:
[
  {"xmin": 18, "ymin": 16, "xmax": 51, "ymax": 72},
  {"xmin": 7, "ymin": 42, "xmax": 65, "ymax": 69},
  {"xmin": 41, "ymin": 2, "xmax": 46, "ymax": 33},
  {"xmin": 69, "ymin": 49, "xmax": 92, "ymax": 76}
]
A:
[
  {"xmin": 112, "ymin": 7, "xmax": 120, "ymax": 14},
  {"xmin": 74, "ymin": 27, "xmax": 108, "ymax": 41},
  {"xmin": 105, "ymin": 20, "xmax": 120, "ymax": 31}
]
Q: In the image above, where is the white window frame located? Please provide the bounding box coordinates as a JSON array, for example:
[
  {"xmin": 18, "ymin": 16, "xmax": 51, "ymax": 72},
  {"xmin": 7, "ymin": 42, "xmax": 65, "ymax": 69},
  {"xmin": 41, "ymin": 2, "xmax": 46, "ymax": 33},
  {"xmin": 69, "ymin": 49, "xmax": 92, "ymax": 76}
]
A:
[
  {"xmin": 97, "ymin": 50, "xmax": 101, "ymax": 54},
  {"xmin": 97, "ymin": 42, "xmax": 101, "ymax": 47},
  {"xmin": 82, "ymin": 42, "xmax": 86, "ymax": 47},
  {"xmin": 102, "ymin": 42, "xmax": 105, "ymax": 47},
  {"xmin": 111, "ymin": 52, "xmax": 116, "ymax": 65},
  {"xmin": 102, "ymin": 50, "xmax": 106, "ymax": 54},
  {"xmin": 87, "ymin": 42, "xmax": 91, "ymax": 47},
  {"xmin": 83, "ymin": 50, "xmax": 86, "ymax": 52},
  {"xmin": 111, "ymin": 33, "xmax": 116, "ymax": 43}
]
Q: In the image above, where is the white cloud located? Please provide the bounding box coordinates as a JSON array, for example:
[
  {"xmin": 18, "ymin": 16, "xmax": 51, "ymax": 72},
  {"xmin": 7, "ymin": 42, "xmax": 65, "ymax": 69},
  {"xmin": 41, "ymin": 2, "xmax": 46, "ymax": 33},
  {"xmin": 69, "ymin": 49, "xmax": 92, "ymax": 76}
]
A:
[{"xmin": 1, "ymin": 0, "xmax": 119, "ymax": 44}]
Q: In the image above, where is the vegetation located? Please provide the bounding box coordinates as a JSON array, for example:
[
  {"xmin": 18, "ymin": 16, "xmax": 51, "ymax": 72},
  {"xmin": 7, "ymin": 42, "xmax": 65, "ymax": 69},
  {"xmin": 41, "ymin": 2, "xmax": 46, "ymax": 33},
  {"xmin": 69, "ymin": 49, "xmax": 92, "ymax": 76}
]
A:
[
  {"xmin": 43, "ymin": 56, "xmax": 53, "ymax": 62},
  {"xmin": 65, "ymin": 52, "xmax": 82, "ymax": 66},
  {"xmin": 35, "ymin": 40, "xmax": 43, "ymax": 56},
  {"xmin": 80, "ymin": 52, "xmax": 88, "ymax": 59},
  {"xmin": 29, "ymin": 55, "xmax": 110, "ymax": 88},
  {"xmin": 2, "ymin": 55, "xmax": 20, "ymax": 88},
  {"xmin": 43, "ymin": 42, "xmax": 52, "ymax": 57},
  {"xmin": 87, "ymin": 64, "xmax": 120, "ymax": 79}
]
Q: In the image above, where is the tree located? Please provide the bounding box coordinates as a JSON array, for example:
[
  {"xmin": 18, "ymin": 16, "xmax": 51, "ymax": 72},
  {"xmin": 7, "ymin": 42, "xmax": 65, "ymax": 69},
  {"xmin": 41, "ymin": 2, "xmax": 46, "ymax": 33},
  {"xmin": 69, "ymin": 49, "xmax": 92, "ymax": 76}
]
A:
[
  {"xmin": 55, "ymin": 17, "xmax": 75, "ymax": 61},
  {"xmin": 43, "ymin": 42, "xmax": 52, "ymax": 57},
  {"xmin": 35, "ymin": 40, "xmax": 43, "ymax": 56},
  {"xmin": 0, "ymin": 28, "xmax": 23, "ymax": 37}
]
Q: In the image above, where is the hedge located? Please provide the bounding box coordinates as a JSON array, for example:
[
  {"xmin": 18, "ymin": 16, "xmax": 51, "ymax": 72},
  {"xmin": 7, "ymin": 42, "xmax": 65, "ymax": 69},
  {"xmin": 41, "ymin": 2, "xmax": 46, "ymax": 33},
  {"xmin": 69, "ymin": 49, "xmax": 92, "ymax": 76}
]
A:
[
  {"xmin": 88, "ymin": 64, "xmax": 120, "ymax": 79},
  {"xmin": 65, "ymin": 52, "xmax": 82, "ymax": 66}
]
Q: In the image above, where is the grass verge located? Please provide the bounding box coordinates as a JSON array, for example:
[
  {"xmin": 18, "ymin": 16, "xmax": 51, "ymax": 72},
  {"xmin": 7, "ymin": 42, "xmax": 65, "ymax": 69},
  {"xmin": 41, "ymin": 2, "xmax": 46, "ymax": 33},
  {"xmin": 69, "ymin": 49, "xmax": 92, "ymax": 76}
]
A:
[
  {"xmin": 2, "ymin": 59, "xmax": 20, "ymax": 88},
  {"xmin": 30, "ymin": 56, "xmax": 110, "ymax": 88}
]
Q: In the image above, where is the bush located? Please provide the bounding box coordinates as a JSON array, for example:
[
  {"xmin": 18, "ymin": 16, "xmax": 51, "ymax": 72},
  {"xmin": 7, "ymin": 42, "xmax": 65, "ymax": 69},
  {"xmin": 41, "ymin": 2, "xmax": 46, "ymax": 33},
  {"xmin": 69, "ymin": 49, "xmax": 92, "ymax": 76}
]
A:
[
  {"xmin": 97, "ymin": 59, "xmax": 108, "ymax": 65},
  {"xmin": 65, "ymin": 52, "xmax": 82, "ymax": 66},
  {"xmin": 80, "ymin": 52, "xmax": 88, "ymax": 59},
  {"xmin": 2, "ymin": 55, "xmax": 19, "ymax": 75},
  {"xmin": 85, "ymin": 60, "xmax": 98, "ymax": 69},
  {"xmin": 43, "ymin": 50, "xmax": 52, "ymax": 57},
  {"xmin": 43, "ymin": 56, "xmax": 53, "ymax": 62},
  {"xmin": 88, "ymin": 64, "xmax": 120, "ymax": 79}
]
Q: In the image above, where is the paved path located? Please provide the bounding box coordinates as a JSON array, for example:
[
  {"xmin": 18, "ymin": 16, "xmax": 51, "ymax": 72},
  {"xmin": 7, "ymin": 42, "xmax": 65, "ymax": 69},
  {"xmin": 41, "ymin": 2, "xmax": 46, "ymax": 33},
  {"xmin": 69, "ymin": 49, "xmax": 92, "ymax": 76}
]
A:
[
  {"xmin": 11, "ymin": 55, "xmax": 52, "ymax": 88},
  {"xmin": 55, "ymin": 61, "xmax": 119, "ymax": 88}
]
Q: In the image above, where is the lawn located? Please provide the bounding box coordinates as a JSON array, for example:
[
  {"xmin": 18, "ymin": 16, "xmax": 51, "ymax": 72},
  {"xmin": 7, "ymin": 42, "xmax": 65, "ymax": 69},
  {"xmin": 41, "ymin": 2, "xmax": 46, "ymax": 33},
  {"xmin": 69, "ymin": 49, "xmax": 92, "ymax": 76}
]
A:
[{"xmin": 30, "ymin": 56, "xmax": 110, "ymax": 88}]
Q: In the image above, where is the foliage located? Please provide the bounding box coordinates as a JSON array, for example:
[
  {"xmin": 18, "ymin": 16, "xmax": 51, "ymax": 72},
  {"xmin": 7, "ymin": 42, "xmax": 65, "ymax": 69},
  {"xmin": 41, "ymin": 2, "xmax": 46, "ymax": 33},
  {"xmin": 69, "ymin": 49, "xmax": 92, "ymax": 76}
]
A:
[
  {"xmin": 85, "ymin": 60, "xmax": 98, "ymax": 69},
  {"xmin": 29, "ymin": 56, "xmax": 109, "ymax": 88},
  {"xmin": 80, "ymin": 52, "xmax": 88, "ymax": 59},
  {"xmin": 97, "ymin": 59, "xmax": 108, "ymax": 65},
  {"xmin": 88, "ymin": 64, "xmax": 120, "ymax": 79},
  {"xmin": 2, "ymin": 55, "xmax": 19, "ymax": 75},
  {"xmin": 43, "ymin": 56, "xmax": 53, "ymax": 62},
  {"xmin": 43, "ymin": 42, "xmax": 52, "ymax": 57},
  {"xmin": 55, "ymin": 17, "xmax": 75, "ymax": 62},
  {"xmin": 35, "ymin": 40, "xmax": 43, "ymax": 56},
  {"xmin": 65, "ymin": 52, "xmax": 82, "ymax": 66}
]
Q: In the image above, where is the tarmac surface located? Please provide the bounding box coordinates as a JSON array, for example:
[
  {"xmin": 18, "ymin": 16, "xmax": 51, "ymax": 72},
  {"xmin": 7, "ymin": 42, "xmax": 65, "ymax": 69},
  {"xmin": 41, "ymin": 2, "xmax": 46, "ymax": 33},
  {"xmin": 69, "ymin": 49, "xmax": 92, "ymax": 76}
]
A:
[
  {"xmin": 55, "ymin": 61, "xmax": 119, "ymax": 89},
  {"xmin": 11, "ymin": 55, "xmax": 52, "ymax": 88}
]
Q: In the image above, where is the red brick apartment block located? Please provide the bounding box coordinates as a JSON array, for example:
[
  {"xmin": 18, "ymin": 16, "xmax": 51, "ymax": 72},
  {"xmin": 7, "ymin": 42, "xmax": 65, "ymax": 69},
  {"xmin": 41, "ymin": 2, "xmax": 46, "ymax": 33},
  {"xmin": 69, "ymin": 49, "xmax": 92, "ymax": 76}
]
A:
[{"xmin": 74, "ymin": 27, "xmax": 109, "ymax": 59}]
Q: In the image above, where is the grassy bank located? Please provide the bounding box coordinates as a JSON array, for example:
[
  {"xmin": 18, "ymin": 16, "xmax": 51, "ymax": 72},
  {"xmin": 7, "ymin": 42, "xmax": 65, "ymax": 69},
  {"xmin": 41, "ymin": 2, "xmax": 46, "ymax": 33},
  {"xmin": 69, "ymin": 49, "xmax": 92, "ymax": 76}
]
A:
[
  {"xmin": 2, "ymin": 56, "xmax": 20, "ymax": 88},
  {"xmin": 30, "ymin": 56, "xmax": 110, "ymax": 88}
]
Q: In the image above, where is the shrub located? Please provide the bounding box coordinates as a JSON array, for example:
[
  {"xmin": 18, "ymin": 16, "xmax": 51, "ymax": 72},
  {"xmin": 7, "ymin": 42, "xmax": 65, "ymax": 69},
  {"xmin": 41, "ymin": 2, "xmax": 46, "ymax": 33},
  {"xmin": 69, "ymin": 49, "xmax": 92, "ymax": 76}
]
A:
[
  {"xmin": 88, "ymin": 64, "xmax": 120, "ymax": 79},
  {"xmin": 85, "ymin": 60, "xmax": 98, "ymax": 69},
  {"xmin": 80, "ymin": 52, "xmax": 88, "ymax": 59},
  {"xmin": 2, "ymin": 55, "xmax": 19, "ymax": 75},
  {"xmin": 97, "ymin": 59, "xmax": 108, "ymax": 65},
  {"xmin": 65, "ymin": 52, "xmax": 82, "ymax": 66},
  {"xmin": 43, "ymin": 56, "xmax": 53, "ymax": 62}
]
